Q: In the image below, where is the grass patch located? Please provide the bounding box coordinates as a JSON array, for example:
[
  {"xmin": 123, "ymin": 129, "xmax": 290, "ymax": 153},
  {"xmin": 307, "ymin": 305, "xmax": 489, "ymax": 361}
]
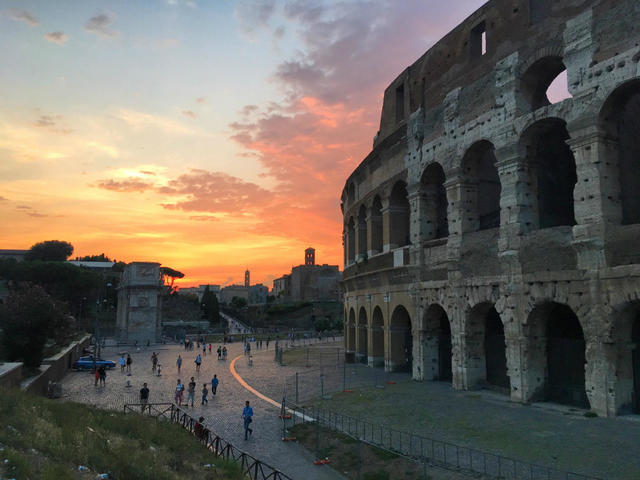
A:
[{"xmin": 0, "ymin": 389, "xmax": 245, "ymax": 479}]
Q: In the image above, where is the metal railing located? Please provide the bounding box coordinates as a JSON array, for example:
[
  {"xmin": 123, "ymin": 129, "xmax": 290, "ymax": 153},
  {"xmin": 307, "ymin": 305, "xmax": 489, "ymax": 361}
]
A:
[
  {"xmin": 124, "ymin": 402, "xmax": 292, "ymax": 480},
  {"xmin": 284, "ymin": 403, "xmax": 602, "ymax": 480}
]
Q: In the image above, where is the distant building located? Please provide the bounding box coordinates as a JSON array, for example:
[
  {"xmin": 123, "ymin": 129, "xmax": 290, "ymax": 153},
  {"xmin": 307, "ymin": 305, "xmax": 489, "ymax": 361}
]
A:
[
  {"xmin": 244, "ymin": 269, "xmax": 250, "ymax": 288},
  {"xmin": 67, "ymin": 260, "xmax": 115, "ymax": 272},
  {"xmin": 220, "ymin": 285, "xmax": 249, "ymax": 304},
  {"xmin": 0, "ymin": 249, "xmax": 28, "ymax": 262},
  {"xmin": 179, "ymin": 284, "xmax": 220, "ymax": 301},
  {"xmin": 248, "ymin": 284, "xmax": 268, "ymax": 305},
  {"xmin": 272, "ymin": 248, "xmax": 342, "ymax": 303}
]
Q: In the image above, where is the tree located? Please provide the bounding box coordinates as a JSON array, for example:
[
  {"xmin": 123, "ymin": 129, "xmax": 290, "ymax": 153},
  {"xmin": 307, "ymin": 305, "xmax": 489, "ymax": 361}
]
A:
[
  {"xmin": 25, "ymin": 240, "xmax": 73, "ymax": 261},
  {"xmin": 0, "ymin": 284, "xmax": 73, "ymax": 368},
  {"xmin": 160, "ymin": 266, "xmax": 185, "ymax": 293},
  {"xmin": 201, "ymin": 286, "xmax": 220, "ymax": 326},
  {"xmin": 230, "ymin": 296, "xmax": 247, "ymax": 310},
  {"xmin": 75, "ymin": 253, "xmax": 112, "ymax": 262}
]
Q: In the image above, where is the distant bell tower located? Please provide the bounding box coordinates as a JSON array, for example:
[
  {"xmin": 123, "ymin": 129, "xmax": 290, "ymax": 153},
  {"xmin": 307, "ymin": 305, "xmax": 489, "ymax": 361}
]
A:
[
  {"xmin": 245, "ymin": 269, "xmax": 250, "ymax": 287},
  {"xmin": 305, "ymin": 247, "xmax": 315, "ymax": 266}
]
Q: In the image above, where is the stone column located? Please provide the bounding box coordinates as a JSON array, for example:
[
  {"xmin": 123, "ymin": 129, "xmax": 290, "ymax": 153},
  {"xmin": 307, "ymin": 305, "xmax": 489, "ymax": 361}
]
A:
[
  {"xmin": 366, "ymin": 206, "xmax": 382, "ymax": 257},
  {"xmin": 567, "ymin": 123, "xmax": 622, "ymax": 269},
  {"xmin": 495, "ymin": 145, "xmax": 537, "ymax": 275},
  {"xmin": 355, "ymin": 214, "xmax": 367, "ymax": 262},
  {"xmin": 449, "ymin": 310, "xmax": 465, "ymax": 390},
  {"xmin": 380, "ymin": 197, "xmax": 393, "ymax": 252},
  {"xmin": 412, "ymin": 327, "xmax": 425, "ymax": 380},
  {"xmin": 445, "ymin": 173, "xmax": 464, "ymax": 277}
]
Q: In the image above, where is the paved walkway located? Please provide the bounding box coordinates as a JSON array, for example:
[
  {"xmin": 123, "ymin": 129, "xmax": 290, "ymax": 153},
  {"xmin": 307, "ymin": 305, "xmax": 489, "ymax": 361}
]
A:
[{"xmin": 58, "ymin": 341, "xmax": 345, "ymax": 480}]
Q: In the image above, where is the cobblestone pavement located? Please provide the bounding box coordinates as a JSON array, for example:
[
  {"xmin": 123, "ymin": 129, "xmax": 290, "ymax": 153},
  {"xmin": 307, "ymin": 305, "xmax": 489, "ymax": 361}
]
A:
[{"xmin": 58, "ymin": 341, "xmax": 346, "ymax": 480}]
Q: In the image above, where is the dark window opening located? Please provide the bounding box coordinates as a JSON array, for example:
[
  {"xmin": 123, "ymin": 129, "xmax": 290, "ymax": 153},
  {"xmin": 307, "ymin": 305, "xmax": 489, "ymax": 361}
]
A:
[
  {"xmin": 396, "ymin": 84, "xmax": 405, "ymax": 123},
  {"xmin": 529, "ymin": 0, "xmax": 551, "ymax": 25},
  {"xmin": 471, "ymin": 21, "xmax": 487, "ymax": 58}
]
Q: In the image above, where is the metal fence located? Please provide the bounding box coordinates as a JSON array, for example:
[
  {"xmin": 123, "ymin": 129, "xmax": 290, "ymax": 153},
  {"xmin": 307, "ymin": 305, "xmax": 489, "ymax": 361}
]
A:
[
  {"xmin": 283, "ymin": 403, "xmax": 602, "ymax": 480},
  {"xmin": 124, "ymin": 402, "xmax": 292, "ymax": 480}
]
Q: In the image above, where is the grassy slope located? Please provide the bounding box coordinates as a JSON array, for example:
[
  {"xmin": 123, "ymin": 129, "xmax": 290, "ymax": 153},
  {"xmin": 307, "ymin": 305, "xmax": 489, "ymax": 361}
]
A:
[{"xmin": 0, "ymin": 389, "xmax": 244, "ymax": 480}]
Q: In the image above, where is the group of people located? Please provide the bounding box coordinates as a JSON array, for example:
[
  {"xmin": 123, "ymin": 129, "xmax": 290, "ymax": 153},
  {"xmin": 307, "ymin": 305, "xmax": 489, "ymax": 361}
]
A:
[{"xmin": 173, "ymin": 374, "xmax": 219, "ymax": 407}]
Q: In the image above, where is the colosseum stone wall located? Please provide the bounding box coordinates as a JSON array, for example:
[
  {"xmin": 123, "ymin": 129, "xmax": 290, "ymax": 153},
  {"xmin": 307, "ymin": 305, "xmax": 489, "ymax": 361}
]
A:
[{"xmin": 341, "ymin": 0, "xmax": 640, "ymax": 417}]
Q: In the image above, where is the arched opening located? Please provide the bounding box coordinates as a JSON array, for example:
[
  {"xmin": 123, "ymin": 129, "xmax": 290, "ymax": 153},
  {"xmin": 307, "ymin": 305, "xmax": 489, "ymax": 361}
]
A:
[
  {"xmin": 357, "ymin": 307, "xmax": 368, "ymax": 364},
  {"xmin": 357, "ymin": 205, "xmax": 368, "ymax": 260},
  {"xmin": 461, "ymin": 141, "xmax": 501, "ymax": 232},
  {"xmin": 546, "ymin": 304, "xmax": 588, "ymax": 408},
  {"xmin": 633, "ymin": 315, "xmax": 640, "ymax": 413},
  {"xmin": 466, "ymin": 303, "xmax": 509, "ymax": 391},
  {"xmin": 390, "ymin": 306, "xmax": 412, "ymax": 372},
  {"xmin": 347, "ymin": 308, "xmax": 356, "ymax": 358},
  {"xmin": 611, "ymin": 304, "xmax": 640, "ymax": 414},
  {"xmin": 347, "ymin": 183, "xmax": 355, "ymax": 205},
  {"xmin": 521, "ymin": 118, "xmax": 577, "ymax": 229},
  {"xmin": 420, "ymin": 163, "xmax": 449, "ymax": 240},
  {"xmin": 600, "ymin": 80, "xmax": 640, "ymax": 225},
  {"xmin": 371, "ymin": 196, "xmax": 383, "ymax": 254},
  {"xmin": 389, "ymin": 181, "xmax": 410, "ymax": 248},
  {"xmin": 346, "ymin": 217, "xmax": 355, "ymax": 264},
  {"xmin": 422, "ymin": 304, "xmax": 452, "ymax": 382},
  {"xmin": 526, "ymin": 303, "xmax": 588, "ymax": 408},
  {"xmin": 371, "ymin": 306, "xmax": 384, "ymax": 367},
  {"xmin": 520, "ymin": 56, "xmax": 570, "ymax": 111}
]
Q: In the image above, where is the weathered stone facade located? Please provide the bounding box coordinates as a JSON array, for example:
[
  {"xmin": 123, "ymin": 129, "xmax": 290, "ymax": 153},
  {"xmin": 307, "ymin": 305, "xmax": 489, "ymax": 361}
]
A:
[
  {"xmin": 341, "ymin": 0, "xmax": 640, "ymax": 417},
  {"xmin": 116, "ymin": 262, "xmax": 162, "ymax": 343}
]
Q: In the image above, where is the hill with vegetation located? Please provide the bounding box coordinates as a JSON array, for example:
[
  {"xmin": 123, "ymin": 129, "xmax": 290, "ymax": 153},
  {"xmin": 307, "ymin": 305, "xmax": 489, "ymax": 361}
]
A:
[{"xmin": 0, "ymin": 389, "xmax": 244, "ymax": 479}]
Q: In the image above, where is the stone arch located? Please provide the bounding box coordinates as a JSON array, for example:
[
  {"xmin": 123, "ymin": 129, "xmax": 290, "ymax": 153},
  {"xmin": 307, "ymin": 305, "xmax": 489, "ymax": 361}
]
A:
[
  {"xmin": 389, "ymin": 181, "xmax": 410, "ymax": 248},
  {"xmin": 420, "ymin": 162, "xmax": 449, "ymax": 240},
  {"xmin": 357, "ymin": 306, "xmax": 368, "ymax": 364},
  {"xmin": 599, "ymin": 79, "xmax": 640, "ymax": 225},
  {"xmin": 422, "ymin": 304, "xmax": 452, "ymax": 382},
  {"xmin": 370, "ymin": 306, "xmax": 385, "ymax": 367},
  {"xmin": 520, "ymin": 118, "xmax": 577, "ymax": 229},
  {"xmin": 347, "ymin": 308, "xmax": 356, "ymax": 359},
  {"xmin": 389, "ymin": 305, "xmax": 412, "ymax": 372},
  {"xmin": 346, "ymin": 217, "xmax": 355, "ymax": 264},
  {"xmin": 370, "ymin": 196, "xmax": 383, "ymax": 254},
  {"xmin": 464, "ymin": 302, "xmax": 509, "ymax": 392},
  {"xmin": 357, "ymin": 205, "xmax": 368, "ymax": 259},
  {"xmin": 610, "ymin": 301, "xmax": 640, "ymax": 414},
  {"xmin": 461, "ymin": 141, "xmax": 501, "ymax": 232},
  {"xmin": 524, "ymin": 302, "xmax": 589, "ymax": 408},
  {"xmin": 519, "ymin": 54, "xmax": 567, "ymax": 110}
]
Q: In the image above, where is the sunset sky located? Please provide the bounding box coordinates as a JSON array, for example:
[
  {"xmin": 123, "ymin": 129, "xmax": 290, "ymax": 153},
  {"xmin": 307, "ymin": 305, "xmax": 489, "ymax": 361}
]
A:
[{"xmin": 0, "ymin": 0, "xmax": 492, "ymax": 287}]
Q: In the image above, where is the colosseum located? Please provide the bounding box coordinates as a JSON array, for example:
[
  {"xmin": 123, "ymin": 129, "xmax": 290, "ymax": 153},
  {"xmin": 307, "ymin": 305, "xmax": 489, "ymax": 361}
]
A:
[{"xmin": 341, "ymin": 0, "xmax": 640, "ymax": 417}]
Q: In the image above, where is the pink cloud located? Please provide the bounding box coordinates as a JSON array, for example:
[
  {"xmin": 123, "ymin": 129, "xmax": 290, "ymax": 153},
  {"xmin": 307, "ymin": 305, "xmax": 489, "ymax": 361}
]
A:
[{"xmin": 97, "ymin": 178, "xmax": 153, "ymax": 193}]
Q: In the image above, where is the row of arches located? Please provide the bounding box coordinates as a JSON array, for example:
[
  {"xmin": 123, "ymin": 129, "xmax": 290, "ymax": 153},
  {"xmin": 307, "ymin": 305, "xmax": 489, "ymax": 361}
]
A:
[
  {"xmin": 344, "ymin": 76, "xmax": 640, "ymax": 265},
  {"xmin": 345, "ymin": 301, "xmax": 640, "ymax": 413}
]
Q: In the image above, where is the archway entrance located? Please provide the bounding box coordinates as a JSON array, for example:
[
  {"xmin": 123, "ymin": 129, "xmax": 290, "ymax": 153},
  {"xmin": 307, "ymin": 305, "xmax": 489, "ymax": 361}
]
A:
[
  {"xmin": 423, "ymin": 304, "xmax": 452, "ymax": 382},
  {"xmin": 346, "ymin": 309, "xmax": 356, "ymax": 363},
  {"xmin": 370, "ymin": 307, "xmax": 384, "ymax": 367},
  {"xmin": 546, "ymin": 304, "xmax": 588, "ymax": 408},
  {"xmin": 485, "ymin": 309, "xmax": 509, "ymax": 390},
  {"xmin": 357, "ymin": 307, "xmax": 368, "ymax": 364},
  {"xmin": 390, "ymin": 306, "xmax": 412, "ymax": 372},
  {"xmin": 420, "ymin": 163, "xmax": 448, "ymax": 240},
  {"xmin": 461, "ymin": 141, "xmax": 501, "ymax": 232},
  {"xmin": 389, "ymin": 182, "xmax": 410, "ymax": 248}
]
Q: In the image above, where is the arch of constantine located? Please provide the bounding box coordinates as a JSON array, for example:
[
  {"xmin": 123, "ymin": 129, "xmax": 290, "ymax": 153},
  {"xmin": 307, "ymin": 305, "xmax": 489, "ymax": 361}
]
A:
[{"xmin": 341, "ymin": 0, "xmax": 640, "ymax": 417}]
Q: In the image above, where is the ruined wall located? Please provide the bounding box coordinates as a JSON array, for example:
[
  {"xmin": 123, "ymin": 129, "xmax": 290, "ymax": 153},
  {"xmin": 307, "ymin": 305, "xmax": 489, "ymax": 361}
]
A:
[{"xmin": 341, "ymin": 0, "xmax": 640, "ymax": 417}]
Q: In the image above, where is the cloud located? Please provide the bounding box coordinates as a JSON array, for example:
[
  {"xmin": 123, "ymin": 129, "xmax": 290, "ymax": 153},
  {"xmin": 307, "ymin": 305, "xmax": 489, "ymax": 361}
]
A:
[
  {"xmin": 15, "ymin": 204, "xmax": 48, "ymax": 217},
  {"xmin": 195, "ymin": 97, "xmax": 207, "ymax": 104},
  {"xmin": 115, "ymin": 108, "xmax": 199, "ymax": 135},
  {"xmin": 85, "ymin": 13, "xmax": 118, "ymax": 38},
  {"xmin": 240, "ymin": 105, "xmax": 258, "ymax": 116},
  {"xmin": 158, "ymin": 169, "xmax": 274, "ymax": 214},
  {"xmin": 33, "ymin": 114, "xmax": 72, "ymax": 134},
  {"xmin": 182, "ymin": 110, "xmax": 196, "ymax": 119},
  {"xmin": 44, "ymin": 32, "xmax": 68, "ymax": 45},
  {"xmin": 0, "ymin": 196, "xmax": 8, "ymax": 201},
  {"xmin": 234, "ymin": 0, "xmax": 276, "ymax": 34},
  {"xmin": 8, "ymin": 9, "xmax": 39, "ymax": 27},
  {"xmin": 167, "ymin": 0, "xmax": 197, "ymax": 6},
  {"xmin": 97, "ymin": 178, "xmax": 154, "ymax": 193}
]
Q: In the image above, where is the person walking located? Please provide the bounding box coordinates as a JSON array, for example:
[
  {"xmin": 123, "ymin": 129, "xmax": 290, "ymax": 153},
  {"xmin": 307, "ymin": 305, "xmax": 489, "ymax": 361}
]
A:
[
  {"xmin": 202, "ymin": 343, "xmax": 206, "ymax": 357},
  {"xmin": 126, "ymin": 353, "xmax": 132, "ymax": 373},
  {"xmin": 98, "ymin": 365, "xmax": 106, "ymax": 387},
  {"xmin": 140, "ymin": 382, "xmax": 149, "ymax": 412},
  {"xmin": 151, "ymin": 352, "xmax": 158, "ymax": 373},
  {"xmin": 176, "ymin": 354, "xmax": 182, "ymax": 373},
  {"xmin": 186, "ymin": 377, "xmax": 196, "ymax": 407},
  {"xmin": 195, "ymin": 354, "xmax": 202, "ymax": 373},
  {"xmin": 175, "ymin": 379, "xmax": 184, "ymax": 406},
  {"xmin": 222, "ymin": 346, "xmax": 227, "ymax": 360},
  {"xmin": 119, "ymin": 355, "xmax": 126, "ymax": 372},
  {"xmin": 217, "ymin": 346, "xmax": 222, "ymax": 360},
  {"xmin": 242, "ymin": 400, "xmax": 253, "ymax": 440},
  {"xmin": 201, "ymin": 383, "xmax": 208, "ymax": 405},
  {"xmin": 94, "ymin": 366, "xmax": 99, "ymax": 387},
  {"xmin": 208, "ymin": 343, "xmax": 212, "ymax": 354},
  {"xmin": 211, "ymin": 374, "xmax": 219, "ymax": 395}
]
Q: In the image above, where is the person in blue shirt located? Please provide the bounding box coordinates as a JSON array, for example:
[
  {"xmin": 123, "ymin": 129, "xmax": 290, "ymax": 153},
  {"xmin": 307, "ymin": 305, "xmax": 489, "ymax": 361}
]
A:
[
  {"xmin": 242, "ymin": 400, "xmax": 253, "ymax": 440},
  {"xmin": 211, "ymin": 374, "xmax": 219, "ymax": 395}
]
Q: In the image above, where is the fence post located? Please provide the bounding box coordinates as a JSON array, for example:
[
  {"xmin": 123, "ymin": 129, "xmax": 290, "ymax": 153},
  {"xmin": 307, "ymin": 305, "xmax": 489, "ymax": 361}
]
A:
[
  {"xmin": 343, "ymin": 360, "xmax": 346, "ymax": 391},
  {"xmin": 295, "ymin": 372, "xmax": 299, "ymax": 404}
]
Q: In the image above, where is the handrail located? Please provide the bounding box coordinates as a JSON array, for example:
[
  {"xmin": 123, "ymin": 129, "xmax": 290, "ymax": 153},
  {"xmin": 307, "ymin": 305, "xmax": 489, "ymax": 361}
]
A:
[{"xmin": 124, "ymin": 402, "xmax": 293, "ymax": 480}]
